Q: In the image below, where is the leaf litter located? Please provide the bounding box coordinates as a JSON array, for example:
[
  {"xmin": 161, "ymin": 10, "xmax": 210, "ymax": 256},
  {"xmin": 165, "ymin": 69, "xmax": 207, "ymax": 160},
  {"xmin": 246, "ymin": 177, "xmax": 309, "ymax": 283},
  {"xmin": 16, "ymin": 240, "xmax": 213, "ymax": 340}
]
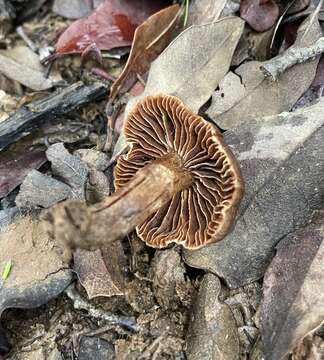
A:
[{"xmin": 1, "ymin": 1, "xmax": 324, "ymax": 359}]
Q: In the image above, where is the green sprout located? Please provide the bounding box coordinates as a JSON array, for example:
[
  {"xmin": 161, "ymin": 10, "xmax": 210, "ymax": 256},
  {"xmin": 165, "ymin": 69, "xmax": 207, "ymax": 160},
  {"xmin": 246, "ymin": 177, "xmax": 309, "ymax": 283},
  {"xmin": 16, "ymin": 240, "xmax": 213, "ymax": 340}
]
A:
[
  {"xmin": 183, "ymin": 0, "xmax": 190, "ymax": 27},
  {"xmin": 2, "ymin": 260, "xmax": 12, "ymax": 280}
]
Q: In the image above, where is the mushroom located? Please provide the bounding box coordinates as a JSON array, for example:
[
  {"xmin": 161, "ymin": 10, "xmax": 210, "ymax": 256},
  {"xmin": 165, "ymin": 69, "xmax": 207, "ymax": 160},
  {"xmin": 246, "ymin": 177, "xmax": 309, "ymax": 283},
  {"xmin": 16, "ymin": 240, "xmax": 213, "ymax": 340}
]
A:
[{"xmin": 50, "ymin": 95, "xmax": 244, "ymax": 251}]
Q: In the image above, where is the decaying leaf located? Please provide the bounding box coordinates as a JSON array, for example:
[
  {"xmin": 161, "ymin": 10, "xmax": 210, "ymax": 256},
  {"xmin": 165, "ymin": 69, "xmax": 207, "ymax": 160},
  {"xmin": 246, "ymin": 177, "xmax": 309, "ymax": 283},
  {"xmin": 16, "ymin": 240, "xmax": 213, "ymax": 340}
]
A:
[
  {"xmin": 151, "ymin": 249, "xmax": 192, "ymax": 309},
  {"xmin": 0, "ymin": 146, "xmax": 46, "ymax": 199},
  {"xmin": 240, "ymin": 0, "xmax": 279, "ymax": 32},
  {"xmin": 261, "ymin": 211, "xmax": 324, "ymax": 360},
  {"xmin": 0, "ymin": 217, "xmax": 72, "ymax": 316},
  {"xmin": 187, "ymin": 0, "xmax": 227, "ymax": 26},
  {"xmin": 184, "ymin": 100, "xmax": 324, "ymax": 288},
  {"xmin": 55, "ymin": 0, "xmax": 167, "ymax": 56},
  {"xmin": 0, "ymin": 46, "xmax": 56, "ymax": 91},
  {"xmin": 186, "ymin": 273, "xmax": 240, "ymax": 359},
  {"xmin": 52, "ymin": 0, "xmax": 104, "ymax": 19},
  {"xmin": 16, "ymin": 169, "xmax": 72, "ymax": 208},
  {"xmin": 74, "ymin": 245, "xmax": 126, "ymax": 299},
  {"xmin": 46, "ymin": 143, "xmax": 88, "ymax": 200},
  {"xmin": 113, "ymin": 16, "xmax": 244, "ymax": 156},
  {"xmin": 207, "ymin": 14, "xmax": 321, "ymax": 129},
  {"xmin": 110, "ymin": 4, "xmax": 180, "ymax": 100}
]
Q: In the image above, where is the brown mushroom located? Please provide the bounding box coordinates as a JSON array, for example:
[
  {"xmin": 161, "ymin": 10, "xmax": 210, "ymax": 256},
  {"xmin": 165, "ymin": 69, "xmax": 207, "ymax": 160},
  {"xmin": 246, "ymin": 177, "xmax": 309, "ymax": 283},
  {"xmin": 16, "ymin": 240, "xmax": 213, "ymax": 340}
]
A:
[
  {"xmin": 50, "ymin": 95, "xmax": 244, "ymax": 251},
  {"xmin": 114, "ymin": 94, "xmax": 244, "ymax": 249}
]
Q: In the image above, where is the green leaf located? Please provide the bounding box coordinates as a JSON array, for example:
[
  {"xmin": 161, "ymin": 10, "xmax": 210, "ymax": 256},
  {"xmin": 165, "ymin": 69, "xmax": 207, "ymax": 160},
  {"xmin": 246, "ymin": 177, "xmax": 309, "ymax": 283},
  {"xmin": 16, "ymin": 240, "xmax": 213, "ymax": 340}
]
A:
[{"xmin": 2, "ymin": 260, "xmax": 12, "ymax": 280}]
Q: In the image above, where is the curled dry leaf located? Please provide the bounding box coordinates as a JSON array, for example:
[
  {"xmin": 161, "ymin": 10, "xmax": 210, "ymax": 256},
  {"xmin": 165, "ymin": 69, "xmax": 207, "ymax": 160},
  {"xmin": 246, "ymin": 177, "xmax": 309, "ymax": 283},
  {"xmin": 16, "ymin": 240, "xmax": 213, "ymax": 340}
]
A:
[
  {"xmin": 186, "ymin": 274, "xmax": 240, "ymax": 360},
  {"xmin": 240, "ymin": 0, "xmax": 279, "ymax": 32},
  {"xmin": 0, "ymin": 217, "xmax": 72, "ymax": 316},
  {"xmin": 110, "ymin": 4, "xmax": 180, "ymax": 100},
  {"xmin": 207, "ymin": 14, "xmax": 321, "ymax": 129},
  {"xmin": 184, "ymin": 100, "xmax": 324, "ymax": 288},
  {"xmin": 55, "ymin": 0, "xmax": 167, "ymax": 56},
  {"xmin": 261, "ymin": 211, "xmax": 324, "ymax": 360},
  {"xmin": 113, "ymin": 16, "xmax": 244, "ymax": 157}
]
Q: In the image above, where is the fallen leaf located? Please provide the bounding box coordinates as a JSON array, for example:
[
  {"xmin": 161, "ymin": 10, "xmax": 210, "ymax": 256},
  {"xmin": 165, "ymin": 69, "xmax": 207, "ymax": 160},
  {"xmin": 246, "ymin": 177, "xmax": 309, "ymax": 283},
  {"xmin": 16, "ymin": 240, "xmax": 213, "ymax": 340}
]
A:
[
  {"xmin": 46, "ymin": 143, "xmax": 88, "ymax": 200},
  {"xmin": 0, "ymin": 146, "xmax": 46, "ymax": 199},
  {"xmin": 74, "ymin": 245, "xmax": 126, "ymax": 299},
  {"xmin": 207, "ymin": 14, "xmax": 321, "ymax": 129},
  {"xmin": 186, "ymin": 273, "xmax": 240, "ymax": 359},
  {"xmin": 231, "ymin": 26, "xmax": 274, "ymax": 66},
  {"xmin": 110, "ymin": 4, "xmax": 180, "ymax": 100},
  {"xmin": 187, "ymin": 0, "xmax": 227, "ymax": 26},
  {"xmin": 113, "ymin": 16, "xmax": 244, "ymax": 157},
  {"xmin": 151, "ymin": 249, "xmax": 192, "ymax": 309},
  {"xmin": 261, "ymin": 211, "xmax": 324, "ymax": 360},
  {"xmin": 15, "ymin": 169, "xmax": 72, "ymax": 208},
  {"xmin": 183, "ymin": 100, "xmax": 324, "ymax": 288},
  {"xmin": 52, "ymin": 0, "xmax": 104, "ymax": 19},
  {"xmin": 0, "ymin": 217, "xmax": 72, "ymax": 316},
  {"xmin": 55, "ymin": 0, "xmax": 168, "ymax": 56},
  {"xmin": 240, "ymin": 0, "xmax": 279, "ymax": 32},
  {"xmin": 0, "ymin": 46, "xmax": 56, "ymax": 91}
]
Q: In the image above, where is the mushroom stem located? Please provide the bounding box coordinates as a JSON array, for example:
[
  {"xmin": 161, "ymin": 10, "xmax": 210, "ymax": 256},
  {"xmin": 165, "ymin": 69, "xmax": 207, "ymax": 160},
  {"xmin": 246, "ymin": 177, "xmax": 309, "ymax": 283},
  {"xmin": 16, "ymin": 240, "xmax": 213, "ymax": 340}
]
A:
[{"xmin": 51, "ymin": 153, "xmax": 192, "ymax": 250}]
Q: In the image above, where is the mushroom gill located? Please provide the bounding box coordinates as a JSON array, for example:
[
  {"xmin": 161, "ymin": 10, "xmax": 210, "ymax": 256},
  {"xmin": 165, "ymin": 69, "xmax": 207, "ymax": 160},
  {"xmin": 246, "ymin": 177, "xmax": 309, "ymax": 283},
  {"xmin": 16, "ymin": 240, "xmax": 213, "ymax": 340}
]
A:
[{"xmin": 115, "ymin": 95, "xmax": 244, "ymax": 249}]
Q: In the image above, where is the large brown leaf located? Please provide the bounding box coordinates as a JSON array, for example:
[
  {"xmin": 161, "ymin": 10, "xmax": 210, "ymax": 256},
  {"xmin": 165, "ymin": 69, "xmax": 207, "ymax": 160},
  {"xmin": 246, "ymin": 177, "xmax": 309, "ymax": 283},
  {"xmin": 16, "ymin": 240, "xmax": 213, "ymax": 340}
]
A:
[
  {"xmin": 110, "ymin": 4, "xmax": 180, "ymax": 100},
  {"xmin": 184, "ymin": 100, "xmax": 324, "ymax": 288},
  {"xmin": 113, "ymin": 16, "xmax": 244, "ymax": 156},
  {"xmin": 261, "ymin": 212, "xmax": 324, "ymax": 360}
]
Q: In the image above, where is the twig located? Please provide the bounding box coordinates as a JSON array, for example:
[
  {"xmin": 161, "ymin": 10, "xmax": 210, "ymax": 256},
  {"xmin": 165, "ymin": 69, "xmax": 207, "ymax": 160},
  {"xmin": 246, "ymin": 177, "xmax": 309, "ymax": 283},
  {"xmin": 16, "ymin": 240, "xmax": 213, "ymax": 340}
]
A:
[
  {"xmin": 0, "ymin": 81, "xmax": 108, "ymax": 151},
  {"xmin": 261, "ymin": 37, "xmax": 324, "ymax": 80},
  {"xmin": 65, "ymin": 284, "xmax": 138, "ymax": 332}
]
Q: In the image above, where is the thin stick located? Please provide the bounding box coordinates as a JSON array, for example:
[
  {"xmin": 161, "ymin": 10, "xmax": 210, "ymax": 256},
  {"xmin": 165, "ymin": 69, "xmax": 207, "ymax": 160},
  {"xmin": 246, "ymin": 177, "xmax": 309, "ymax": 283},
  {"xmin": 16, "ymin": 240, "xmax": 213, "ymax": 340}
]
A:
[{"xmin": 261, "ymin": 37, "xmax": 324, "ymax": 80}]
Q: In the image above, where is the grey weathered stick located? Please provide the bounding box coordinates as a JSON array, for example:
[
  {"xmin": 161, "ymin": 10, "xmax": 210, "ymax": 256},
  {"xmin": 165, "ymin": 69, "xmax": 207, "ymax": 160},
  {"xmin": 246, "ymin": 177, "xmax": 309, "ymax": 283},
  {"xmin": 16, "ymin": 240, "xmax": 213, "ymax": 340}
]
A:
[
  {"xmin": 261, "ymin": 37, "xmax": 324, "ymax": 80},
  {"xmin": 0, "ymin": 81, "xmax": 108, "ymax": 151}
]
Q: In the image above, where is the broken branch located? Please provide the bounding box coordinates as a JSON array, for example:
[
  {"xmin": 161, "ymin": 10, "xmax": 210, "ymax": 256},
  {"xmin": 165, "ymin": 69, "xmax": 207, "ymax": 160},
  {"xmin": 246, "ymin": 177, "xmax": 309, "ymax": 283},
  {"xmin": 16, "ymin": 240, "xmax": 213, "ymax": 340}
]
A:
[
  {"xmin": 261, "ymin": 37, "xmax": 324, "ymax": 80},
  {"xmin": 0, "ymin": 81, "xmax": 108, "ymax": 151}
]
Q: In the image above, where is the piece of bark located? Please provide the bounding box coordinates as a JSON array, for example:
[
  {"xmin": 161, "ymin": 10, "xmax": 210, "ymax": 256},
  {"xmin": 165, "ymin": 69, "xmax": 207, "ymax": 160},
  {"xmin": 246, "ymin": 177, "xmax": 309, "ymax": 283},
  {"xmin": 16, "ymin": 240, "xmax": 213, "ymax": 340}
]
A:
[{"xmin": 0, "ymin": 81, "xmax": 107, "ymax": 151}]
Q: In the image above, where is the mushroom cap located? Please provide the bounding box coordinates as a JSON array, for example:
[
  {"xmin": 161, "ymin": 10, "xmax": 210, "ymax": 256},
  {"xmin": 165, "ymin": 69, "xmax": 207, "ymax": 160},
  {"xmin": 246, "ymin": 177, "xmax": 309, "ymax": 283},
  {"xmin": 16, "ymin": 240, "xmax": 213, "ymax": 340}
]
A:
[{"xmin": 115, "ymin": 95, "xmax": 244, "ymax": 249}]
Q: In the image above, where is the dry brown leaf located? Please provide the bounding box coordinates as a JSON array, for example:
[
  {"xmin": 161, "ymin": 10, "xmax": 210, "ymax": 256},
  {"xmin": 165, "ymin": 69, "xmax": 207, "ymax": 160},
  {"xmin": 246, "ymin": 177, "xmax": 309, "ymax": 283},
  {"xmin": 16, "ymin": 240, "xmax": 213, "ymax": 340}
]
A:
[
  {"xmin": 240, "ymin": 0, "xmax": 279, "ymax": 32},
  {"xmin": 207, "ymin": 14, "xmax": 321, "ymax": 129},
  {"xmin": 110, "ymin": 4, "xmax": 180, "ymax": 100},
  {"xmin": 0, "ymin": 146, "xmax": 46, "ymax": 199},
  {"xmin": 261, "ymin": 211, "xmax": 324, "ymax": 360},
  {"xmin": 74, "ymin": 246, "xmax": 126, "ymax": 299},
  {"xmin": 113, "ymin": 16, "xmax": 244, "ymax": 156}
]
